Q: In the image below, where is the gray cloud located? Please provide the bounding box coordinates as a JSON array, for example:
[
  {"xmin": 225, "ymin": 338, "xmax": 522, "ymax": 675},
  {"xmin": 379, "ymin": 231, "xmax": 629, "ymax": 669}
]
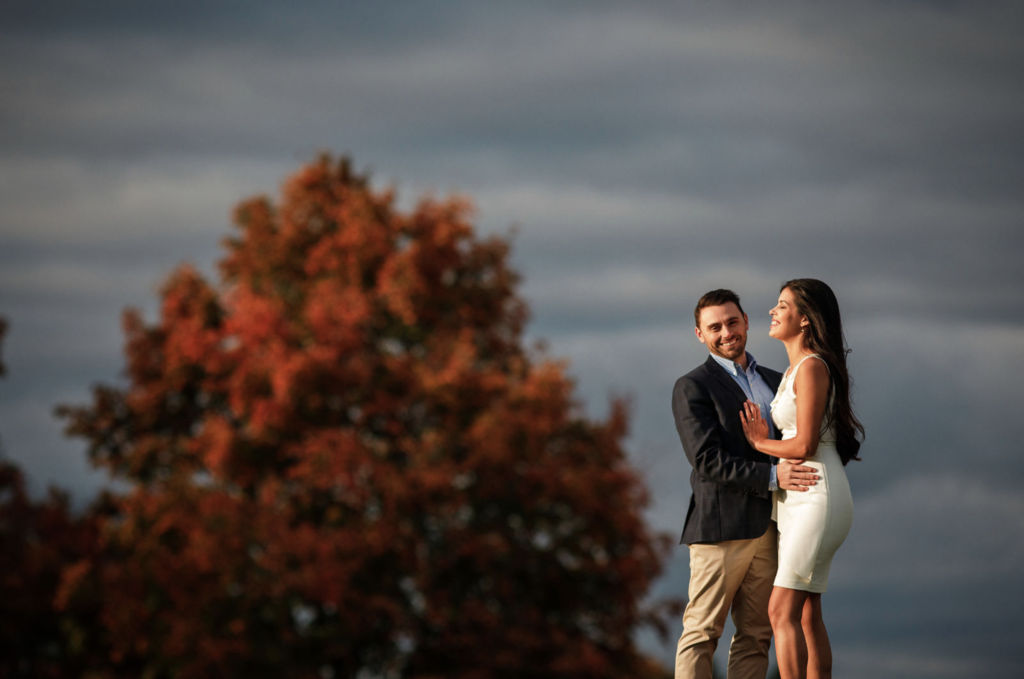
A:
[{"xmin": 1, "ymin": 2, "xmax": 1022, "ymax": 675}]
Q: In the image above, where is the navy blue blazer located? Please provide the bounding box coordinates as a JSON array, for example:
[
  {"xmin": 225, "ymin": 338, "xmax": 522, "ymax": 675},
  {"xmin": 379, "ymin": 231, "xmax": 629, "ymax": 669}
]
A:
[{"xmin": 673, "ymin": 355, "xmax": 783, "ymax": 545}]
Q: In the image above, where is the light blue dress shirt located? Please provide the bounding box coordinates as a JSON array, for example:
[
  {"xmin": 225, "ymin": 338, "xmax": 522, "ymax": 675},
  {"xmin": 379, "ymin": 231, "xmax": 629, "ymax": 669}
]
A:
[{"xmin": 710, "ymin": 351, "xmax": 780, "ymax": 491}]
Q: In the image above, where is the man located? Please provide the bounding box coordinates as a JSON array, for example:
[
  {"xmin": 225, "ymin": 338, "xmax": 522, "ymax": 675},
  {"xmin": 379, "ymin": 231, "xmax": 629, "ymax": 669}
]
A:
[{"xmin": 673, "ymin": 289, "xmax": 819, "ymax": 679}]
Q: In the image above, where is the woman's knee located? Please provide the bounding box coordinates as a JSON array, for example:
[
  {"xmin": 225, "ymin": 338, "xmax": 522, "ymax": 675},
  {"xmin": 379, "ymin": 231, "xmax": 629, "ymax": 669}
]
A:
[{"xmin": 768, "ymin": 593, "xmax": 802, "ymax": 627}]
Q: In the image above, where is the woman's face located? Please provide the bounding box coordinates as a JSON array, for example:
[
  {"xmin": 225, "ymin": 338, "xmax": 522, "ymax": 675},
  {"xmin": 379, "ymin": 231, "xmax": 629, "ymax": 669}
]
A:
[{"xmin": 769, "ymin": 287, "xmax": 807, "ymax": 340}]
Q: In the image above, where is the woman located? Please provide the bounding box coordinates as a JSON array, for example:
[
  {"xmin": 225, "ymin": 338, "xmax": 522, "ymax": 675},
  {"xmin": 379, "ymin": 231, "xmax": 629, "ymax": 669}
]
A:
[{"xmin": 740, "ymin": 279, "xmax": 863, "ymax": 679}]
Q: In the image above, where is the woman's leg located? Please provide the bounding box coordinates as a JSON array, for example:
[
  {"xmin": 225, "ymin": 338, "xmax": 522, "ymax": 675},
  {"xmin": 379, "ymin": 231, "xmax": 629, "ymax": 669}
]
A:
[
  {"xmin": 801, "ymin": 594, "xmax": 832, "ymax": 679},
  {"xmin": 769, "ymin": 586, "xmax": 810, "ymax": 679}
]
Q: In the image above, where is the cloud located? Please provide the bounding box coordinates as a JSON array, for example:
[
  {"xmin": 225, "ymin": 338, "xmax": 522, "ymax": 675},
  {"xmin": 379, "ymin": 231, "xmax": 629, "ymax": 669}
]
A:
[
  {"xmin": 0, "ymin": 259, "xmax": 165, "ymax": 304},
  {"xmin": 834, "ymin": 645, "xmax": 991, "ymax": 679},
  {"xmin": 0, "ymin": 385, "xmax": 111, "ymax": 503},
  {"xmin": 1, "ymin": 3, "xmax": 1024, "ymax": 674},
  {"xmin": 834, "ymin": 475, "xmax": 1024, "ymax": 587},
  {"xmin": 0, "ymin": 157, "xmax": 283, "ymax": 252}
]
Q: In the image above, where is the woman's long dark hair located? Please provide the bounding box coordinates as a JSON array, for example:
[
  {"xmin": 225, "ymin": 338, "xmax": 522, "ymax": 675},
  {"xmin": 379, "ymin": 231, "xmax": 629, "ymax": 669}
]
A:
[{"xmin": 783, "ymin": 279, "xmax": 864, "ymax": 465}]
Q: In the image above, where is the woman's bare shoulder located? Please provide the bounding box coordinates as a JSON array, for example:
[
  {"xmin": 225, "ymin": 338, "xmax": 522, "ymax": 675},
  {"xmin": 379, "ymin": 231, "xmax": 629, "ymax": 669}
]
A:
[{"xmin": 793, "ymin": 355, "xmax": 829, "ymax": 392}]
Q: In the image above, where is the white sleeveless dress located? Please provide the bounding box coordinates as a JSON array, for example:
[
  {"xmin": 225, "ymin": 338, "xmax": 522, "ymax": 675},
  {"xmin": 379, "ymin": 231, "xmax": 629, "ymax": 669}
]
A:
[{"xmin": 771, "ymin": 354, "xmax": 853, "ymax": 593}]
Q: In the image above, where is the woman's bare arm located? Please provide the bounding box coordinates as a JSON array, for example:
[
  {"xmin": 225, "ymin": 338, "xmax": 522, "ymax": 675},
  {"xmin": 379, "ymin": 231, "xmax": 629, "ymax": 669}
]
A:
[{"xmin": 741, "ymin": 357, "xmax": 829, "ymax": 459}]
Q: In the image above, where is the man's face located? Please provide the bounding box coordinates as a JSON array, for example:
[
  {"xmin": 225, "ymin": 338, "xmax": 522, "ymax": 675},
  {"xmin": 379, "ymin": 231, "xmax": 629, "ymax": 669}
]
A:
[{"xmin": 695, "ymin": 302, "xmax": 749, "ymax": 362}]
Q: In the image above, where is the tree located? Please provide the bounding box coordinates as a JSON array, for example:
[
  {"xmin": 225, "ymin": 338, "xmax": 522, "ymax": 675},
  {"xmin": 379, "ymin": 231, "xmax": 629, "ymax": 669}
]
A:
[
  {"xmin": 0, "ymin": 460, "xmax": 100, "ymax": 678},
  {"xmin": 0, "ymin": 319, "xmax": 99, "ymax": 678},
  {"xmin": 58, "ymin": 156, "xmax": 672, "ymax": 678}
]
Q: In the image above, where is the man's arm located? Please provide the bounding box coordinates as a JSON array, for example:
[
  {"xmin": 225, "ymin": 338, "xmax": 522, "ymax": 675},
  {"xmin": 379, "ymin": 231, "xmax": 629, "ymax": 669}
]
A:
[{"xmin": 672, "ymin": 375, "xmax": 772, "ymax": 497}]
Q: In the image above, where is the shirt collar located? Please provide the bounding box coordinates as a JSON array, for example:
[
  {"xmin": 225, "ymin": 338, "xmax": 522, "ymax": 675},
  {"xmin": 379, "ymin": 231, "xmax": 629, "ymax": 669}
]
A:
[{"xmin": 710, "ymin": 351, "xmax": 756, "ymax": 376}]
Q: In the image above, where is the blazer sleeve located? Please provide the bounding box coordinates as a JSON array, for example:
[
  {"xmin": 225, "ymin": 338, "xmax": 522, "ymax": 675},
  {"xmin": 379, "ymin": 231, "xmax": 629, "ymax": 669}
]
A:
[{"xmin": 672, "ymin": 374, "xmax": 771, "ymax": 498}]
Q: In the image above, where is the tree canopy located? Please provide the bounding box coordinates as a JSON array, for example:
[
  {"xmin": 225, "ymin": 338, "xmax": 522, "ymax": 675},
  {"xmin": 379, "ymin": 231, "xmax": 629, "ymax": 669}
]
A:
[
  {"xmin": 1, "ymin": 318, "xmax": 100, "ymax": 678},
  {"xmin": 55, "ymin": 156, "xmax": 672, "ymax": 678}
]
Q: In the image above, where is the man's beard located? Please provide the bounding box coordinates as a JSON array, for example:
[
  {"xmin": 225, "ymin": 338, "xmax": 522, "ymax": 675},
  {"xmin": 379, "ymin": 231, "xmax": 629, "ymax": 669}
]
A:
[{"xmin": 715, "ymin": 338, "xmax": 746, "ymax": 360}]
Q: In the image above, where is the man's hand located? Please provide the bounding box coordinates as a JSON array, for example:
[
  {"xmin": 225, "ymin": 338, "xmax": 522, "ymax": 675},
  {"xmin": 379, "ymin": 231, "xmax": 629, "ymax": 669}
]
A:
[{"xmin": 777, "ymin": 459, "xmax": 819, "ymax": 492}]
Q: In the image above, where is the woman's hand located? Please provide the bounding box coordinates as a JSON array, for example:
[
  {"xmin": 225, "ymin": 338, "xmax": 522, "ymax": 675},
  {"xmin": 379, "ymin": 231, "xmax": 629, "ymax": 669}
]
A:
[{"xmin": 740, "ymin": 400, "xmax": 769, "ymax": 450}]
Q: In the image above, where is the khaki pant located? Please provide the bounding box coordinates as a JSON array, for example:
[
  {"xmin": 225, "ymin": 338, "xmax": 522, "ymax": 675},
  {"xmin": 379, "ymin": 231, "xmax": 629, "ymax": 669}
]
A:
[{"xmin": 674, "ymin": 522, "xmax": 778, "ymax": 679}]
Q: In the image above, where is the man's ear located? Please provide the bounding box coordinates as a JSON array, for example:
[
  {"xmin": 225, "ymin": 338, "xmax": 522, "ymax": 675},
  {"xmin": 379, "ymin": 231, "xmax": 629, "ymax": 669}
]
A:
[
  {"xmin": 743, "ymin": 312, "xmax": 749, "ymax": 331},
  {"xmin": 694, "ymin": 327, "xmax": 707, "ymax": 345}
]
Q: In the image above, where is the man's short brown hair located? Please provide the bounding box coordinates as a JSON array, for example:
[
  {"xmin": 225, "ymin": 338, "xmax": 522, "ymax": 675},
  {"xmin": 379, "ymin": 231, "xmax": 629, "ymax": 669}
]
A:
[{"xmin": 694, "ymin": 289, "xmax": 745, "ymax": 328}]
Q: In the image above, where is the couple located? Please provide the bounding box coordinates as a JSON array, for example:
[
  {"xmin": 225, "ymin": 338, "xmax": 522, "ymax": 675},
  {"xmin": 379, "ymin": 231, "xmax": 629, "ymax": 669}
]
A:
[{"xmin": 673, "ymin": 280, "xmax": 863, "ymax": 679}]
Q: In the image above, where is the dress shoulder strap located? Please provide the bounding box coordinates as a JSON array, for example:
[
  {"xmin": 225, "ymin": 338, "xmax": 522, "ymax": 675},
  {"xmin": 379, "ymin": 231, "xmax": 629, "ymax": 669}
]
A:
[{"xmin": 791, "ymin": 353, "xmax": 829, "ymax": 379}]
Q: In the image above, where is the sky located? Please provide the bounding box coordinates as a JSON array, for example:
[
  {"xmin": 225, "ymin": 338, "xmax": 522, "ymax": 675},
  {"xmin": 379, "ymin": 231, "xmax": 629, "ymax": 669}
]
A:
[{"xmin": 1, "ymin": 1, "xmax": 1023, "ymax": 676}]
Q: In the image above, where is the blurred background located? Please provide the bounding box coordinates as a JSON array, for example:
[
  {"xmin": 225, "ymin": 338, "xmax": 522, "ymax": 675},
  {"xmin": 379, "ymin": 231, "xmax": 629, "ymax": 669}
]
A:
[{"xmin": 1, "ymin": 1, "xmax": 1023, "ymax": 676}]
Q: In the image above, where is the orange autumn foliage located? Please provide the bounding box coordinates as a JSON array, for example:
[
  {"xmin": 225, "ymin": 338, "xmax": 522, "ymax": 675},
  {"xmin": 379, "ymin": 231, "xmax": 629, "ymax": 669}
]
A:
[{"xmin": 57, "ymin": 156, "xmax": 673, "ymax": 678}]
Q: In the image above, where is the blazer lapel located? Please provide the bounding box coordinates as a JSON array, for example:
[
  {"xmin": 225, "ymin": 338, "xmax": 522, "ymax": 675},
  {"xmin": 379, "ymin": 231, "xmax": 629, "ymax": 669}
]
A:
[{"xmin": 704, "ymin": 355, "xmax": 749, "ymax": 406}]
